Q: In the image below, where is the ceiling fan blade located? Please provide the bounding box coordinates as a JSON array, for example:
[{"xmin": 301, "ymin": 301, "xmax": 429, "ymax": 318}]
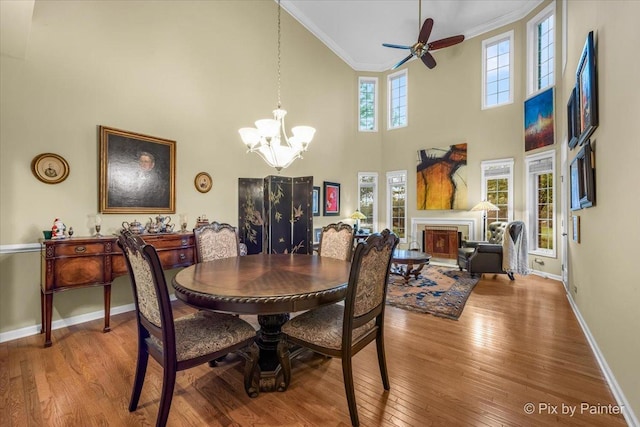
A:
[
  {"xmin": 418, "ymin": 18, "xmax": 434, "ymax": 43},
  {"xmin": 428, "ymin": 35, "xmax": 465, "ymax": 51},
  {"xmin": 391, "ymin": 54, "xmax": 414, "ymax": 70},
  {"xmin": 383, "ymin": 43, "xmax": 412, "ymax": 50},
  {"xmin": 421, "ymin": 52, "xmax": 436, "ymax": 69}
]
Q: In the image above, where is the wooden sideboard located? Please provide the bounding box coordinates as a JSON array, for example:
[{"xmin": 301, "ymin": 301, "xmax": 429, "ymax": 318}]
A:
[{"xmin": 40, "ymin": 233, "xmax": 195, "ymax": 347}]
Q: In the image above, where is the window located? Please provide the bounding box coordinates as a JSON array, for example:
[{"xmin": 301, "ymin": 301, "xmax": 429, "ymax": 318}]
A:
[
  {"xmin": 527, "ymin": 2, "xmax": 555, "ymax": 94},
  {"xmin": 358, "ymin": 77, "xmax": 378, "ymax": 132},
  {"xmin": 358, "ymin": 172, "xmax": 378, "ymax": 232},
  {"xmin": 526, "ymin": 150, "xmax": 555, "ymax": 256},
  {"xmin": 387, "ymin": 69, "xmax": 408, "ymax": 129},
  {"xmin": 481, "ymin": 158, "xmax": 514, "ymax": 227},
  {"xmin": 386, "ymin": 170, "xmax": 407, "ymax": 241},
  {"xmin": 482, "ymin": 30, "xmax": 514, "ymax": 109}
]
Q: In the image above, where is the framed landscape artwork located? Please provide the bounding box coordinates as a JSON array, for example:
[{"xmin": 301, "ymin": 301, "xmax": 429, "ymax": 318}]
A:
[
  {"xmin": 570, "ymin": 141, "xmax": 595, "ymax": 210},
  {"xmin": 323, "ymin": 181, "xmax": 340, "ymax": 216},
  {"xmin": 576, "ymin": 31, "xmax": 598, "ymax": 146},
  {"xmin": 524, "ymin": 87, "xmax": 555, "ymax": 152},
  {"xmin": 99, "ymin": 126, "xmax": 176, "ymax": 214}
]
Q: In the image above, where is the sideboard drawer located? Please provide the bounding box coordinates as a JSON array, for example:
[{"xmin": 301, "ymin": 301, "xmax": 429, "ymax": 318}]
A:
[
  {"xmin": 50, "ymin": 242, "xmax": 108, "ymax": 257},
  {"xmin": 158, "ymin": 248, "xmax": 194, "ymax": 268},
  {"xmin": 144, "ymin": 234, "xmax": 194, "ymax": 249}
]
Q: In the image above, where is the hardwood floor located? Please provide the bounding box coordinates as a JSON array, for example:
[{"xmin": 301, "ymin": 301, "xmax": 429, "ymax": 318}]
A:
[{"xmin": 0, "ymin": 274, "xmax": 627, "ymax": 426}]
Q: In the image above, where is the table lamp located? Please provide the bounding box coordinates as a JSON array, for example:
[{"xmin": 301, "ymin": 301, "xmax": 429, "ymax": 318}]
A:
[
  {"xmin": 470, "ymin": 200, "xmax": 499, "ymax": 240},
  {"xmin": 350, "ymin": 210, "xmax": 367, "ymax": 234}
]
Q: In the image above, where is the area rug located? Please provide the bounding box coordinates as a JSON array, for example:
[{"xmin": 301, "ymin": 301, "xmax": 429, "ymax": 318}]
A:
[{"xmin": 386, "ymin": 264, "xmax": 480, "ymax": 320}]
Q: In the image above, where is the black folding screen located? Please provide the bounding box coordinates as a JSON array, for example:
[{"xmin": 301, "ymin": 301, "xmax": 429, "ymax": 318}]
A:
[{"xmin": 238, "ymin": 176, "xmax": 313, "ymax": 255}]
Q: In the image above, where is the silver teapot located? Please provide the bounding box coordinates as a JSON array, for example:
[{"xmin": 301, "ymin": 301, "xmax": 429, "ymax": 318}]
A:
[
  {"xmin": 122, "ymin": 219, "xmax": 145, "ymax": 234},
  {"xmin": 146, "ymin": 218, "xmax": 160, "ymax": 233},
  {"xmin": 154, "ymin": 214, "xmax": 173, "ymax": 233}
]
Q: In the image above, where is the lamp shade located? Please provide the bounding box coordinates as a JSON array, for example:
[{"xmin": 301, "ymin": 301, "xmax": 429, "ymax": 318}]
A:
[
  {"xmin": 350, "ymin": 210, "xmax": 367, "ymax": 220},
  {"xmin": 470, "ymin": 200, "xmax": 499, "ymax": 212}
]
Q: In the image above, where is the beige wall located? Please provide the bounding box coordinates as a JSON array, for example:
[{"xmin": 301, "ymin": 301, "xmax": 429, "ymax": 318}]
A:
[
  {"xmin": 0, "ymin": 0, "xmax": 362, "ymax": 330},
  {"xmin": 563, "ymin": 0, "xmax": 640, "ymax": 419},
  {"xmin": 1, "ymin": 0, "xmax": 638, "ymax": 421}
]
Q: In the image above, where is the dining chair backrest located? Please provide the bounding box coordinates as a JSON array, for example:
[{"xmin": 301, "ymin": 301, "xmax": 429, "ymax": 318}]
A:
[
  {"xmin": 118, "ymin": 230, "xmax": 174, "ymax": 350},
  {"xmin": 194, "ymin": 221, "xmax": 241, "ymax": 262},
  {"xmin": 344, "ymin": 229, "xmax": 399, "ymax": 331},
  {"xmin": 318, "ymin": 222, "xmax": 354, "ymax": 261}
]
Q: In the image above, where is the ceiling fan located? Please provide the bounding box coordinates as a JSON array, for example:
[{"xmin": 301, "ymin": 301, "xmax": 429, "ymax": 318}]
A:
[{"xmin": 382, "ymin": 1, "xmax": 465, "ymax": 70}]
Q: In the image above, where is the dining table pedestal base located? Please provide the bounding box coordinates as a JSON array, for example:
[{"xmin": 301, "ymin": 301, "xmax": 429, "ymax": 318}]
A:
[{"xmin": 255, "ymin": 313, "xmax": 290, "ymax": 392}]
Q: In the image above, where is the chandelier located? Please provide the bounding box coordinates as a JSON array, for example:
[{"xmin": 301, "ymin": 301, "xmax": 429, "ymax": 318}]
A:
[{"xmin": 238, "ymin": 0, "xmax": 315, "ymax": 171}]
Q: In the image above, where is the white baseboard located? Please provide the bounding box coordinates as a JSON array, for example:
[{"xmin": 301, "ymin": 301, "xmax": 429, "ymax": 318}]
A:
[
  {"xmin": 0, "ymin": 295, "xmax": 177, "ymax": 344},
  {"xmin": 565, "ymin": 290, "xmax": 639, "ymax": 426}
]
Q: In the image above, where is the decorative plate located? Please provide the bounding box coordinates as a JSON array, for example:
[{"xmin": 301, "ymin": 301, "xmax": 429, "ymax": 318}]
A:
[
  {"xmin": 31, "ymin": 153, "xmax": 70, "ymax": 184},
  {"xmin": 194, "ymin": 172, "xmax": 212, "ymax": 193}
]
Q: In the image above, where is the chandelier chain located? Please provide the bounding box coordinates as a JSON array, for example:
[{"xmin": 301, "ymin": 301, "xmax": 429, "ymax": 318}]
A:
[{"xmin": 277, "ymin": 0, "xmax": 282, "ymax": 109}]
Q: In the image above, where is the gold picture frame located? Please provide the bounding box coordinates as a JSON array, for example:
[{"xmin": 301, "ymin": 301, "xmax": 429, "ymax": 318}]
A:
[
  {"xmin": 99, "ymin": 126, "xmax": 176, "ymax": 214},
  {"xmin": 194, "ymin": 172, "xmax": 212, "ymax": 193},
  {"xmin": 31, "ymin": 153, "xmax": 70, "ymax": 184}
]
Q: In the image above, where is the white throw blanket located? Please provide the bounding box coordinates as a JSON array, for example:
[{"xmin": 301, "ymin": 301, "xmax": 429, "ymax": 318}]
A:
[{"xmin": 502, "ymin": 221, "xmax": 529, "ymax": 276}]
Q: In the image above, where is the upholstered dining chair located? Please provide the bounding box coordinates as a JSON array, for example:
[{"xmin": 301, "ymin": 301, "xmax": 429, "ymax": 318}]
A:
[
  {"xmin": 117, "ymin": 230, "xmax": 259, "ymax": 427},
  {"xmin": 194, "ymin": 221, "xmax": 244, "ymax": 262},
  {"xmin": 277, "ymin": 229, "xmax": 399, "ymax": 426},
  {"xmin": 318, "ymin": 222, "xmax": 355, "ymax": 261}
]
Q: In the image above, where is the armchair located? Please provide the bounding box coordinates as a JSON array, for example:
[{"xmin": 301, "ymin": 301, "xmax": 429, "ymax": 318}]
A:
[{"xmin": 457, "ymin": 221, "xmax": 515, "ymax": 280}]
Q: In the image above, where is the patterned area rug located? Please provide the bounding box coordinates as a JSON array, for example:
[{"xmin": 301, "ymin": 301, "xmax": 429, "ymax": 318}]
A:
[{"xmin": 386, "ymin": 264, "xmax": 480, "ymax": 320}]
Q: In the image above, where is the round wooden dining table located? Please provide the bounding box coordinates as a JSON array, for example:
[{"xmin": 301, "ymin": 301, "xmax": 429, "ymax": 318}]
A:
[{"xmin": 172, "ymin": 253, "xmax": 351, "ymax": 392}]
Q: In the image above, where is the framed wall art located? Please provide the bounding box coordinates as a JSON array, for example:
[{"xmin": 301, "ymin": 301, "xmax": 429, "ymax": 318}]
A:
[
  {"xmin": 567, "ymin": 85, "xmax": 579, "ymax": 149},
  {"xmin": 31, "ymin": 153, "xmax": 69, "ymax": 184},
  {"xmin": 572, "ymin": 215, "xmax": 580, "ymax": 243},
  {"xmin": 312, "ymin": 186, "xmax": 320, "ymax": 216},
  {"xmin": 195, "ymin": 172, "xmax": 212, "ymax": 193},
  {"xmin": 99, "ymin": 126, "xmax": 176, "ymax": 214},
  {"xmin": 323, "ymin": 181, "xmax": 340, "ymax": 216},
  {"xmin": 577, "ymin": 141, "xmax": 595, "ymax": 208},
  {"xmin": 524, "ymin": 87, "xmax": 555, "ymax": 152},
  {"xmin": 570, "ymin": 154, "xmax": 581, "ymax": 211},
  {"xmin": 576, "ymin": 31, "xmax": 598, "ymax": 146}
]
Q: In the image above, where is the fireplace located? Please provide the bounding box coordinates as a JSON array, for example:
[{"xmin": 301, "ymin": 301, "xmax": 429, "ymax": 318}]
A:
[{"xmin": 423, "ymin": 226, "xmax": 460, "ymax": 260}]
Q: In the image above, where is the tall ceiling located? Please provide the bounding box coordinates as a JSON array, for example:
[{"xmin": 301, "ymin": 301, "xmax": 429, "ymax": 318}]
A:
[{"xmin": 281, "ymin": 0, "xmax": 543, "ymax": 71}]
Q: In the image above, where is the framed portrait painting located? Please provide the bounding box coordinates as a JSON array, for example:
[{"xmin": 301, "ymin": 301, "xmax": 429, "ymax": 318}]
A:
[
  {"xmin": 323, "ymin": 181, "xmax": 340, "ymax": 216},
  {"xmin": 312, "ymin": 186, "xmax": 320, "ymax": 216},
  {"xmin": 31, "ymin": 153, "xmax": 70, "ymax": 184},
  {"xmin": 99, "ymin": 126, "xmax": 176, "ymax": 214},
  {"xmin": 576, "ymin": 31, "xmax": 598, "ymax": 146}
]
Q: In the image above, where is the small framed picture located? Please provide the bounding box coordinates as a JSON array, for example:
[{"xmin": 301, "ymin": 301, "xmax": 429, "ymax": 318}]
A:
[
  {"xmin": 314, "ymin": 227, "xmax": 322, "ymax": 243},
  {"xmin": 31, "ymin": 153, "xmax": 70, "ymax": 184},
  {"xmin": 323, "ymin": 181, "xmax": 340, "ymax": 216},
  {"xmin": 567, "ymin": 85, "xmax": 579, "ymax": 149},
  {"xmin": 312, "ymin": 186, "xmax": 320, "ymax": 216},
  {"xmin": 194, "ymin": 172, "xmax": 212, "ymax": 193}
]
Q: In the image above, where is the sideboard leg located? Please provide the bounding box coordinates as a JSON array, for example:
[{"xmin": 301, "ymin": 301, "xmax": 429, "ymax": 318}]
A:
[
  {"xmin": 43, "ymin": 292, "xmax": 53, "ymax": 347},
  {"xmin": 40, "ymin": 289, "xmax": 45, "ymax": 334},
  {"xmin": 103, "ymin": 283, "xmax": 111, "ymax": 332}
]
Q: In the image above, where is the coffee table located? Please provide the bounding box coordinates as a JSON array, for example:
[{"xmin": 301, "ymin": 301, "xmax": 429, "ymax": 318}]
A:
[{"xmin": 391, "ymin": 249, "xmax": 432, "ymax": 284}]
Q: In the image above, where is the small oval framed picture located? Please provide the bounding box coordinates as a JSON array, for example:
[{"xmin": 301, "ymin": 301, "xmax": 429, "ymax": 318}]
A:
[
  {"xmin": 31, "ymin": 153, "xmax": 70, "ymax": 184},
  {"xmin": 194, "ymin": 172, "xmax": 212, "ymax": 193}
]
